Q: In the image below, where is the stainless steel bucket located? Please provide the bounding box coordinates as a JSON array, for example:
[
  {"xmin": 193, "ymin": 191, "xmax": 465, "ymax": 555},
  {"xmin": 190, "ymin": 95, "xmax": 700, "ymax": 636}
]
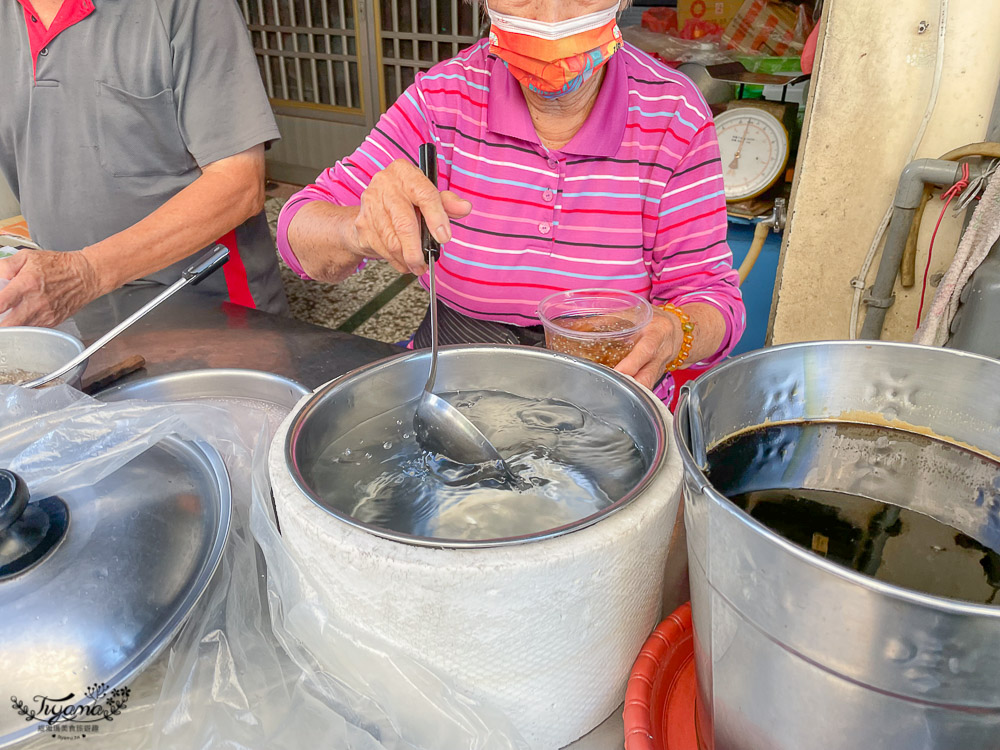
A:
[{"xmin": 674, "ymin": 341, "xmax": 1000, "ymax": 750}]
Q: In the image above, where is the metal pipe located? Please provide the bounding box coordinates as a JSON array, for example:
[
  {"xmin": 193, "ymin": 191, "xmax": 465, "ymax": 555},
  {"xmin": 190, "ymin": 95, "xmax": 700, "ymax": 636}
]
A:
[
  {"xmin": 944, "ymin": 78, "xmax": 1000, "ymax": 352},
  {"xmin": 871, "ymin": 78, "xmax": 1000, "ymax": 338},
  {"xmin": 955, "ymin": 77, "xmax": 1000, "ymax": 243},
  {"xmin": 859, "ymin": 159, "xmax": 976, "ymax": 339},
  {"xmin": 738, "ymin": 197, "xmax": 786, "ymax": 285},
  {"xmin": 899, "ymin": 159, "xmax": 965, "ymax": 208}
]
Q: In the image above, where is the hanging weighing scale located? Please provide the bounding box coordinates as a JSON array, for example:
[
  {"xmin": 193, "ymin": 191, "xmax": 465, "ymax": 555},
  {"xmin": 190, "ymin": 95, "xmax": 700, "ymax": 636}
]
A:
[
  {"xmin": 706, "ymin": 63, "xmax": 807, "ymax": 204},
  {"xmin": 715, "ymin": 103, "xmax": 791, "ymax": 202}
]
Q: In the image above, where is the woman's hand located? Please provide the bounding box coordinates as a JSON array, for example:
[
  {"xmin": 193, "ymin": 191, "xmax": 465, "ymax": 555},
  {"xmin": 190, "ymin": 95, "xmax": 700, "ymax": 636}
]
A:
[
  {"xmin": 353, "ymin": 158, "xmax": 472, "ymax": 276},
  {"xmin": 614, "ymin": 308, "xmax": 682, "ymax": 390},
  {"xmin": 0, "ymin": 249, "xmax": 106, "ymax": 327}
]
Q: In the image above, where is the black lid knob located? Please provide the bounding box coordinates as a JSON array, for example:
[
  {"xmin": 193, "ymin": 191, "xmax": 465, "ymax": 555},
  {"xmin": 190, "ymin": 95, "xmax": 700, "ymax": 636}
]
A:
[{"xmin": 0, "ymin": 470, "xmax": 29, "ymax": 534}]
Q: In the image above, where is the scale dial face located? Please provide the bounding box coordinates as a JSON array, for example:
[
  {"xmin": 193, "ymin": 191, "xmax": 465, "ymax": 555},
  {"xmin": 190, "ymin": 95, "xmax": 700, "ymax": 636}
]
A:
[{"xmin": 715, "ymin": 108, "xmax": 790, "ymax": 203}]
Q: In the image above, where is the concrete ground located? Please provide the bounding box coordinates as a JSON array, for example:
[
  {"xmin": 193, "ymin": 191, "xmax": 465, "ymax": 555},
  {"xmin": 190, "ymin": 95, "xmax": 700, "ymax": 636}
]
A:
[{"xmin": 265, "ymin": 183, "xmax": 429, "ymax": 344}]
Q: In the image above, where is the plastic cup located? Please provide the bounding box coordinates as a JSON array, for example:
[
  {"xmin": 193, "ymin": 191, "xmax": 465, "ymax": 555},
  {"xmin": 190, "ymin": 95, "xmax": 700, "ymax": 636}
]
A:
[{"xmin": 537, "ymin": 289, "xmax": 653, "ymax": 368}]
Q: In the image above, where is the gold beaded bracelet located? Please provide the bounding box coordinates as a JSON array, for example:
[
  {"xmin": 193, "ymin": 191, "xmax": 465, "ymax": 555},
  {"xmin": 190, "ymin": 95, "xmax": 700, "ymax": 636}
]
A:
[{"xmin": 659, "ymin": 303, "xmax": 696, "ymax": 372}]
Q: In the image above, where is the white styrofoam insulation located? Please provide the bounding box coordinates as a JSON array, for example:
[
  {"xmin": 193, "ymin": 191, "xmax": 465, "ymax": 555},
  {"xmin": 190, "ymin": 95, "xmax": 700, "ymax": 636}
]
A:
[{"xmin": 270, "ymin": 398, "xmax": 684, "ymax": 750}]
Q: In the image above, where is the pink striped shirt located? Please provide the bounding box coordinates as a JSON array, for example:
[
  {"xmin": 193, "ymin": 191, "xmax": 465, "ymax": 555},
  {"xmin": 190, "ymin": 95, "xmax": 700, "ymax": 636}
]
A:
[{"xmin": 277, "ymin": 40, "xmax": 744, "ymax": 372}]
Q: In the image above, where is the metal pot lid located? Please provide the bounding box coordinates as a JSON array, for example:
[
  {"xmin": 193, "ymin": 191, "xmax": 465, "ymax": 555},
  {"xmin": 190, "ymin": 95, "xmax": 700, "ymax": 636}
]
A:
[{"xmin": 0, "ymin": 436, "xmax": 230, "ymax": 748}]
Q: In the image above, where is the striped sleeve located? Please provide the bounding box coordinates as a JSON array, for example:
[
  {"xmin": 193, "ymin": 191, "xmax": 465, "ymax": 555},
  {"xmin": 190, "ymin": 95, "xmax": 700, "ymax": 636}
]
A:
[
  {"xmin": 275, "ymin": 82, "xmax": 434, "ymax": 278},
  {"xmin": 647, "ymin": 118, "xmax": 745, "ymax": 366}
]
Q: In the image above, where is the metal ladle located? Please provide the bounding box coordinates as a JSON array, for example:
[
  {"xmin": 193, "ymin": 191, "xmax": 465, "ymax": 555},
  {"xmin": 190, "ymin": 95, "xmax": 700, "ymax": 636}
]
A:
[
  {"xmin": 411, "ymin": 144, "xmax": 520, "ymax": 481},
  {"xmin": 21, "ymin": 245, "xmax": 230, "ymax": 389}
]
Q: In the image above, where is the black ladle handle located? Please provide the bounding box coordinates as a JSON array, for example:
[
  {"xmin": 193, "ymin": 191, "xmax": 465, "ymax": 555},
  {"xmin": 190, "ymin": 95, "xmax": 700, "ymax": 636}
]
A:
[
  {"xmin": 184, "ymin": 244, "xmax": 231, "ymax": 286},
  {"xmin": 0, "ymin": 470, "xmax": 29, "ymax": 534},
  {"xmin": 418, "ymin": 143, "xmax": 441, "ymax": 263}
]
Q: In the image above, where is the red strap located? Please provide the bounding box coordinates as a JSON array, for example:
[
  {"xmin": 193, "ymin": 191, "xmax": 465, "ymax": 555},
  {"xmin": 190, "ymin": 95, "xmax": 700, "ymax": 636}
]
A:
[{"xmin": 215, "ymin": 230, "xmax": 257, "ymax": 309}]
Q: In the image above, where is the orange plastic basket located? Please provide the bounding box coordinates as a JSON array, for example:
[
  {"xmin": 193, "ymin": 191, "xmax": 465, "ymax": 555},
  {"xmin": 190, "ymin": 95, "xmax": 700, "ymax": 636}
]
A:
[{"xmin": 624, "ymin": 603, "xmax": 699, "ymax": 750}]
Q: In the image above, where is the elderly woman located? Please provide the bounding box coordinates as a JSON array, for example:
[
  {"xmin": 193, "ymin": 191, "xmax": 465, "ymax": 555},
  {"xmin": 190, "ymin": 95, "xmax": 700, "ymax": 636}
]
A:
[{"xmin": 277, "ymin": 0, "xmax": 744, "ymax": 402}]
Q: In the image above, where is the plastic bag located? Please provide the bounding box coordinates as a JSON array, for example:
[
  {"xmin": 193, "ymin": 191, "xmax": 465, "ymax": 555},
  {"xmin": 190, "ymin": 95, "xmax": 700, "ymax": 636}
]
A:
[
  {"xmin": 722, "ymin": 0, "xmax": 815, "ymax": 57},
  {"xmin": 641, "ymin": 7, "xmax": 678, "ymax": 35},
  {"xmin": 5, "ymin": 386, "xmax": 524, "ymax": 750},
  {"xmin": 622, "ymin": 25, "xmax": 736, "ymax": 67},
  {"xmin": 0, "ymin": 385, "xmax": 217, "ymax": 499}
]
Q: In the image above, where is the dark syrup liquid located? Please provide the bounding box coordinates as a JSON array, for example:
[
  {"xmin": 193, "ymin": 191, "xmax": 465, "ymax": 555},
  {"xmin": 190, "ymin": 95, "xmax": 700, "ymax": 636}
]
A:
[{"xmin": 707, "ymin": 423, "xmax": 1000, "ymax": 605}]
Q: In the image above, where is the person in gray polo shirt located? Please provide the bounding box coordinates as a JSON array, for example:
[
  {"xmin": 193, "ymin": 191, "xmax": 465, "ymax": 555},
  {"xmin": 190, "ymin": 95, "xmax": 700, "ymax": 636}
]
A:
[{"xmin": 0, "ymin": 0, "xmax": 289, "ymax": 325}]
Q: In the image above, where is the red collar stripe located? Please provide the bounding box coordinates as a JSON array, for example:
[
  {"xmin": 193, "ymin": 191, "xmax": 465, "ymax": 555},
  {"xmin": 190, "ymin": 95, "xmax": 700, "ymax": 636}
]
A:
[{"xmin": 18, "ymin": 0, "xmax": 95, "ymax": 77}]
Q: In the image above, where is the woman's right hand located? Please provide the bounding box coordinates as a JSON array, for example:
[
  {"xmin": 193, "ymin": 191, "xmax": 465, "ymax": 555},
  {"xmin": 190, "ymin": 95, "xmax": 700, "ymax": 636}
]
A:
[{"xmin": 353, "ymin": 158, "xmax": 472, "ymax": 276}]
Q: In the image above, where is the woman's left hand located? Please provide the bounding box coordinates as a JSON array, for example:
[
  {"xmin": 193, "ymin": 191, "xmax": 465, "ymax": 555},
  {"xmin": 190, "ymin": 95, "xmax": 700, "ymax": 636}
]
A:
[{"xmin": 614, "ymin": 308, "xmax": 681, "ymax": 390}]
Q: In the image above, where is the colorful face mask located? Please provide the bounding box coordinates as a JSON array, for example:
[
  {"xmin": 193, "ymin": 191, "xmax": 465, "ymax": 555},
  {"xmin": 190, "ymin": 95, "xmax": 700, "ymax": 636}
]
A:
[{"xmin": 486, "ymin": 3, "xmax": 623, "ymax": 99}]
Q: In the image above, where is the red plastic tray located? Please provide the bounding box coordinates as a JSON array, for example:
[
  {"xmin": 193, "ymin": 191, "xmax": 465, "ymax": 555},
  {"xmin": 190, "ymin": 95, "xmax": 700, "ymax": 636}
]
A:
[{"xmin": 624, "ymin": 603, "xmax": 699, "ymax": 750}]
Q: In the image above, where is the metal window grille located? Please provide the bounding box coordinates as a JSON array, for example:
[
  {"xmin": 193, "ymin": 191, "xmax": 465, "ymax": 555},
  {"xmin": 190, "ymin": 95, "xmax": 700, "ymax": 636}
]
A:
[
  {"xmin": 242, "ymin": 0, "xmax": 363, "ymax": 113},
  {"xmin": 378, "ymin": 0, "xmax": 488, "ymax": 107}
]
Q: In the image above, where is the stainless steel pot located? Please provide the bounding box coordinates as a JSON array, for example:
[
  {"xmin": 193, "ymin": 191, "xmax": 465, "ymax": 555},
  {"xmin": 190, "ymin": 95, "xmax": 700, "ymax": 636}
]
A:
[
  {"xmin": 96, "ymin": 368, "xmax": 310, "ymax": 410},
  {"xmin": 0, "ymin": 327, "xmax": 87, "ymax": 387},
  {"xmin": 286, "ymin": 344, "xmax": 667, "ymax": 548},
  {"xmin": 271, "ymin": 345, "xmax": 685, "ymax": 748},
  {"xmin": 674, "ymin": 341, "xmax": 1000, "ymax": 750}
]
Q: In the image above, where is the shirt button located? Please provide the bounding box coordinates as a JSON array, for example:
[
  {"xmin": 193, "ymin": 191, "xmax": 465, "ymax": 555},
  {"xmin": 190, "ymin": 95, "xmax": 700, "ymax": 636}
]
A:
[
  {"xmin": 542, "ymin": 190, "xmax": 554, "ymax": 202},
  {"xmin": 547, "ymin": 158, "xmax": 558, "ymax": 170},
  {"xmin": 39, "ymin": 47, "xmax": 48, "ymax": 56},
  {"xmin": 539, "ymin": 222, "xmax": 551, "ymax": 235},
  {"xmin": 30, "ymin": 15, "xmax": 38, "ymax": 22}
]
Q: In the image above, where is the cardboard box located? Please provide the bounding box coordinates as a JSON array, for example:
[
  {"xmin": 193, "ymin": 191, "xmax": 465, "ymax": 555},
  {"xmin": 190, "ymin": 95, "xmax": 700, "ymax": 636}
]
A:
[{"xmin": 677, "ymin": 0, "xmax": 745, "ymax": 32}]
